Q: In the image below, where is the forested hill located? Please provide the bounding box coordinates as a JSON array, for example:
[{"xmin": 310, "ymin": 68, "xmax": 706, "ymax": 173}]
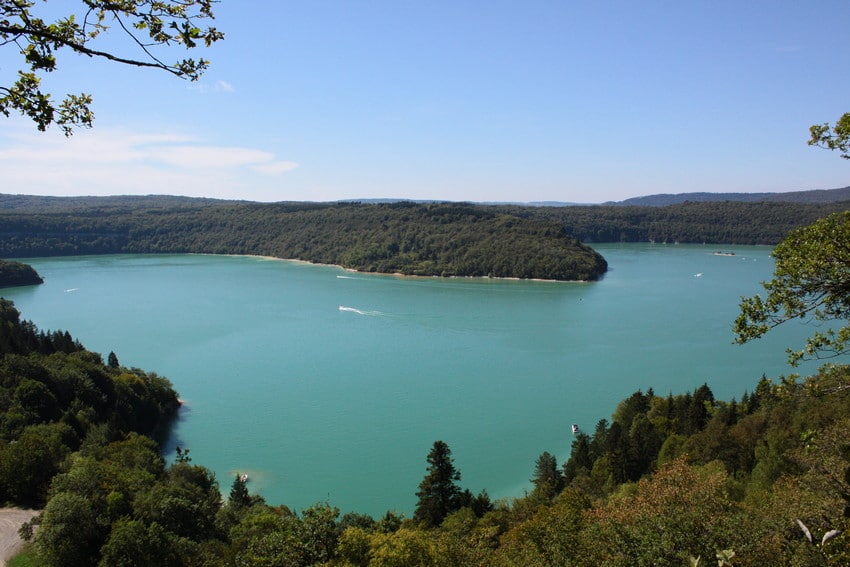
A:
[
  {"xmin": 1, "ymin": 196, "xmax": 847, "ymax": 278},
  {"xmin": 608, "ymin": 185, "xmax": 850, "ymax": 206},
  {"xmin": 0, "ymin": 199, "xmax": 608, "ymax": 281},
  {"xmin": 0, "ymin": 259, "xmax": 43, "ymax": 287},
  {"xmin": 494, "ymin": 200, "xmax": 850, "ymax": 244}
]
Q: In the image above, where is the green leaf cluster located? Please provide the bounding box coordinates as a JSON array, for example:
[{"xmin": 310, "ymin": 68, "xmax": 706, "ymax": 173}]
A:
[
  {"xmin": 810, "ymin": 113, "xmax": 850, "ymax": 159},
  {"xmin": 0, "ymin": 0, "xmax": 222, "ymax": 134},
  {"xmin": 735, "ymin": 211, "xmax": 850, "ymax": 366}
]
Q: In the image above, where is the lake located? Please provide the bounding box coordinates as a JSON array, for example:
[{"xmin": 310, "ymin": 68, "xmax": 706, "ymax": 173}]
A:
[{"xmin": 0, "ymin": 244, "xmax": 814, "ymax": 516}]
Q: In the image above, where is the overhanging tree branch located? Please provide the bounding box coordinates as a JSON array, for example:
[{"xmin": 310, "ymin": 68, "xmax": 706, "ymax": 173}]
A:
[{"xmin": 0, "ymin": 0, "xmax": 222, "ymax": 134}]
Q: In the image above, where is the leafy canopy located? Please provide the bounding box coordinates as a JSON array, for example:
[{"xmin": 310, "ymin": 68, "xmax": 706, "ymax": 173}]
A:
[
  {"xmin": 735, "ymin": 211, "xmax": 850, "ymax": 366},
  {"xmin": 809, "ymin": 113, "xmax": 850, "ymax": 159},
  {"xmin": 0, "ymin": 0, "xmax": 223, "ymax": 134}
]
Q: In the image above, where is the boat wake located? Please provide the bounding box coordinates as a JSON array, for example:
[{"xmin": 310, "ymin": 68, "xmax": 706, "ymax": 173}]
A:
[{"xmin": 338, "ymin": 305, "xmax": 384, "ymax": 316}]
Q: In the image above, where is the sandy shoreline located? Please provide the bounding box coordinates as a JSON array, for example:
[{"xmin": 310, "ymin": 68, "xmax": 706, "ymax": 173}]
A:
[{"xmin": 210, "ymin": 253, "xmax": 590, "ymax": 283}]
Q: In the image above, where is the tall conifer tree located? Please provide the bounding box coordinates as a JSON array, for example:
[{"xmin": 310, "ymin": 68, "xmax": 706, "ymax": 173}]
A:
[{"xmin": 413, "ymin": 440, "xmax": 462, "ymax": 527}]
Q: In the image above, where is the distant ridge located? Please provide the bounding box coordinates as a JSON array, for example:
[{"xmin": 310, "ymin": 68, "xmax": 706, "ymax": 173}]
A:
[
  {"xmin": 337, "ymin": 188, "xmax": 850, "ymax": 207},
  {"xmin": 3, "ymin": 186, "xmax": 848, "ymax": 209},
  {"xmin": 0, "ymin": 193, "xmax": 239, "ymax": 211},
  {"xmin": 607, "ymin": 186, "xmax": 850, "ymax": 206}
]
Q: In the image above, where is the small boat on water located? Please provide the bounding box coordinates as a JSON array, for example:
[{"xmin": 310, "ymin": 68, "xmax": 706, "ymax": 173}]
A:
[
  {"xmin": 240, "ymin": 474, "xmax": 249, "ymax": 482},
  {"xmin": 571, "ymin": 424, "xmax": 579, "ymax": 434}
]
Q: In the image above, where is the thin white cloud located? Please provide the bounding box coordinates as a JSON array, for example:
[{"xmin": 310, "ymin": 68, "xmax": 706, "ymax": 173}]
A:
[
  {"xmin": 188, "ymin": 79, "xmax": 235, "ymax": 93},
  {"xmin": 147, "ymin": 145, "xmax": 279, "ymax": 169},
  {"xmin": 252, "ymin": 160, "xmax": 300, "ymax": 174},
  {"xmin": 0, "ymin": 124, "xmax": 298, "ymax": 199}
]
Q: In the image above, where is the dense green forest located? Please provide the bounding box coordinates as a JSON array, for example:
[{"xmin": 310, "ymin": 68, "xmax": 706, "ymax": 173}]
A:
[
  {"xmin": 2, "ymin": 194, "xmax": 848, "ymax": 281},
  {"xmin": 4, "ymin": 212, "xmax": 850, "ymax": 566},
  {"xmin": 0, "ymin": 199, "xmax": 607, "ymax": 281},
  {"xmin": 0, "ymin": 300, "xmax": 180, "ymax": 507},
  {"xmin": 493, "ymin": 200, "xmax": 850, "ymax": 244},
  {"xmin": 608, "ymin": 185, "xmax": 850, "ymax": 206},
  {"xmin": 0, "ymin": 260, "xmax": 43, "ymax": 288}
]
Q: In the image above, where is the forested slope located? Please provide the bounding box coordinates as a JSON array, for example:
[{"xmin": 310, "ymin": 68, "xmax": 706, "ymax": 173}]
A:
[
  {"xmin": 0, "ymin": 199, "xmax": 608, "ymax": 281},
  {"xmin": 1, "ymin": 196, "xmax": 846, "ymax": 276},
  {"xmin": 0, "ymin": 300, "xmax": 179, "ymax": 506},
  {"xmin": 0, "ymin": 260, "xmax": 43, "ymax": 287},
  {"xmin": 496, "ymin": 200, "xmax": 850, "ymax": 244}
]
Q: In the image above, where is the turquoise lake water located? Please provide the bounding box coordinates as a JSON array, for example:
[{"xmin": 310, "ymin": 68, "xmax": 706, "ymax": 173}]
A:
[{"xmin": 0, "ymin": 244, "xmax": 815, "ymax": 516}]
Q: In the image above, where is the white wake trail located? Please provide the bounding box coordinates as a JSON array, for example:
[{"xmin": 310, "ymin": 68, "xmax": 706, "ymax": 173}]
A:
[{"xmin": 338, "ymin": 305, "xmax": 384, "ymax": 316}]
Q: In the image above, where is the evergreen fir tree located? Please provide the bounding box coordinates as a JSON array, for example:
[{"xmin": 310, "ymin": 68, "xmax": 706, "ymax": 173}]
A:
[
  {"xmin": 530, "ymin": 451, "xmax": 564, "ymax": 501},
  {"xmin": 228, "ymin": 474, "xmax": 250, "ymax": 508},
  {"xmin": 413, "ymin": 440, "xmax": 462, "ymax": 527}
]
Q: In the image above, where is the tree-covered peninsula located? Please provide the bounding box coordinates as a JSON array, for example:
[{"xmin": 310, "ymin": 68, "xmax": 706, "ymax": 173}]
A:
[
  {"xmin": 0, "ymin": 199, "xmax": 608, "ymax": 281},
  {"xmin": 0, "ymin": 260, "xmax": 43, "ymax": 288},
  {"xmin": 1, "ymin": 193, "xmax": 848, "ymax": 281}
]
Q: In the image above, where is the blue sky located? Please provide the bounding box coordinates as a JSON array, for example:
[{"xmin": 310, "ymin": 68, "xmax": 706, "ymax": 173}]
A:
[{"xmin": 1, "ymin": 0, "xmax": 849, "ymax": 203}]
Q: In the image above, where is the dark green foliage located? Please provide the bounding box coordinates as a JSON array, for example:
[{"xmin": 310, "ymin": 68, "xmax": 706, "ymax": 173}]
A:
[
  {"xmin": 809, "ymin": 112, "xmax": 850, "ymax": 159},
  {"xmin": 0, "ymin": 299, "xmax": 179, "ymax": 506},
  {"xmin": 563, "ymin": 433, "xmax": 592, "ymax": 483},
  {"xmin": 0, "ymin": 260, "xmax": 43, "ymax": 287},
  {"xmin": 0, "ymin": 198, "xmax": 608, "ymax": 280},
  {"xmin": 462, "ymin": 488, "xmax": 495, "ymax": 518},
  {"xmin": 97, "ymin": 519, "xmax": 182, "ymax": 567},
  {"xmin": 0, "ymin": 422, "xmax": 77, "ymax": 503},
  {"xmin": 736, "ymin": 211, "xmax": 850, "ymax": 366},
  {"xmin": 299, "ymin": 503, "xmax": 341, "ymax": 565},
  {"xmin": 3, "ymin": 195, "xmax": 846, "ymax": 281},
  {"xmin": 414, "ymin": 440, "xmax": 463, "ymax": 527},
  {"xmin": 614, "ymin": 186, "xmax": 850, "ymax": 206},
  {"xmin": 228, "ymin": 473, "xmax": 250, "ymax": 508},
  {"xmin": 0, "ymin": 298, "xmax": 83, "ymax": 356},
  {"xmin": 35, "ymin": 492, "xmax": 103, "ymax": 567},
  {"xmin": 530, "ymin": 451, "xmax": 564, "ymax": 501},
  {"xmin": 134, "ymin": 461, "xmax": 221, "ymax": 541},
  {"xmin": 496, "ymin": 200, "xmax": 850, "ymax": 244},
  {"xmin": 375, "ymin": 510, "xmax": 404, "ymax": 533}
]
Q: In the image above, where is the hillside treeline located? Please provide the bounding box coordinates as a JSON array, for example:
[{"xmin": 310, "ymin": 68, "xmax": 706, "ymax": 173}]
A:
[
  {"xmin": 0, "ymin": 299, "xmax": 180, "ymax": 506},
  {"xmin": 495, "ymin": 200, "xmax": 850, "ymax": 244},
  {"xmin": 2, "ymin": 196, "xmax": 848, "ymax": 280},
  {"xmin": 3, "ymin": 293, "xmax": 848, "ymax": 566},
  {"xmin": 0, "ymin": 259, "xmax": 43, "ymax": 287},
  {"xmin": 0, "ymin": 200, "xmax": 607, "ymax": 281}
]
